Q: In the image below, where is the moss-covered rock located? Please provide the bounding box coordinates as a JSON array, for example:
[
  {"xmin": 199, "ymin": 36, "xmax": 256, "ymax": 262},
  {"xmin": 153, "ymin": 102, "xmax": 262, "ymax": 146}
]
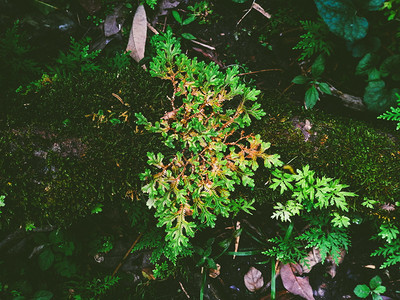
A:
[
  {"xmin": 0, "ymin": 66, "xmax": 170, "ymax": 229},
  {"xmin": 254, "ymin": 90, "xmax": 400, "ymax": 215}
]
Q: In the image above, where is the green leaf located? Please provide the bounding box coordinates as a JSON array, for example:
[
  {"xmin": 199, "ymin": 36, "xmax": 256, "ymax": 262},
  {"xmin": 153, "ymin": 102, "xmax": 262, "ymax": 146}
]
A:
[
  {"xmin": 356, "ymin": 53, "xmax": 378, "ymax": 75},
  {"xmin": 347, "ymin": 36, "xmax": 381, "ymax": 58},
  {"xmin": 380, "ymin": 55, "xmax": 400, "ymax": 81},
  {"xmin": 314, "ymin": 0, "xmax": 368, "ymax": 41},
  {"xmin": 292, "ymin": 75, "xmax": 309, "ymax": 84},
  {"xmin": 33, "ymin": 290, "xmax": 53, "ymax": 300},
  {"xmin": 305, "ymin": 86, "xmax": 319, "ymax": 109},
  {"xmin": 183, "ymin": 15, "xmax": 196, "ymax": 25},
  {"xmin": 369, "ymin": 275, "xmax": 382, "ymax": 290},
  {"xmin": 54, "ymin": 259, "xmax": 77, "ymax": 277},
  {"xmin": 364, "ymin": 80, "xmax": 399, "ymax": 112},
  {"xmin": 311, "ymin": 54, "xmax": 325, "ymax": 78},
  {"xmin": 373, "ymin": 285, "xmax": 386, "ymax": 294},
  {"xmin": 231, "ymin": 0, "xmax": 248, "ymax": 2},
  {"xmin": 354, "ymin": 284, "xmax": 371, "ymax": 298},
  {"xmin": 318, "ymin": 82, "xmax": 331, "ymax": 95},
  {"xmin": 371, "ymin": 294, "xmax": 383, "ymax": 300},
  {"xmin": 181, "ymin": 33, "xmax": 196, "ymax": 40},
  {"xmin": 365, "ymin": 0, "xmax": 385, "ymax": 11},
  {"xmin": 172, "ymin": 10, "xmax": 182, "ymax": 24},
  {"xmin": 38, "ymin": 248, "xmax": 54, "ymax": 271}
]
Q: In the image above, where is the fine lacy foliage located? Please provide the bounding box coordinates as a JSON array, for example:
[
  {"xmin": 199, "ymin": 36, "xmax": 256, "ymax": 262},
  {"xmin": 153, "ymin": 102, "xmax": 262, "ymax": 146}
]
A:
[
  {"xmin": 293, "ymin": 20, "xmax": 333, "ymax": 61},
  {"xmin": 298, "ymin": 215, "xmax": 351, "ymax": 263},
  {"xmin": 372, "ymin": 238, "xmax": 400, "ymax": 269},
  {"xmin": 47, "ymin": 37, "xmax": 101, "ymax": 78},
  {"xmin": 270, "ymin": 165, "xmax": 355, "ymax": 227},
  {"xmin": 378, "ymin": 94, "xmax": 400, "ymax": 130},
  {"xmin": 136, "ymin": 30, "xmax": 282, "ymax": 261}
]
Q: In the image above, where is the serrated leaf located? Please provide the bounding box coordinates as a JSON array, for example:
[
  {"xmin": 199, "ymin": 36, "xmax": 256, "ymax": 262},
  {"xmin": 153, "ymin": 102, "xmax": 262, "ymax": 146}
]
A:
[
  {"xmin": 292, "ymin": 75, "xmax": 309, "ymax": 84},
  {"xmin": 365, "ymin": 0, "xmax": 385, "ymax": 11},
  {"xmin": 318, "ymin": 82, "xmax": 331, "ymax": 95},
  {"xmin": 364, "ymin": 80, "xmax": 399, "ymax": 112},
  {"xmin": 380, "ymin": 55, "xmax": 400, "ymax": 80},
  {"xmin": 244, "ymin": 267, "xmax": 264, "ymax": 292},
  {"xmin": 126, "ymin": 5, "xmax": 147, "ymax": 63},
  {"xmin": 348, "ymin": 36, "xmax": 381, "ymax": 58},
  {"xmin": 305, "ymin": 86, "xmax": 319, "ymax": 109},
  {"xmin": 356, "ymin": 53, "xmax": 377, "ymax": 75},
  {"xmin": 311, "ymin": 55, "xmax": 325, "ymax": 78},
  {"xmin": 314, "ymin": 0, "xmax": 368, "ymax": 41},
  {"xmin": 38, "ymin": 248, "xmax": 54, "ymax": 271}
]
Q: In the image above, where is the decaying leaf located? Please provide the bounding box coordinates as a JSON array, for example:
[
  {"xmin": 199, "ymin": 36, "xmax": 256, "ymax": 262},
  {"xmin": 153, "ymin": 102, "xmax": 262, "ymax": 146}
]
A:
[
  {"xmin": 325, "ymin": 248, "xmax": 346, "ymax": 278},
  {"xmin": 126, "ymin": 5, "xmax": 147, "ymax": 64},
  {"xmin": 104, "ymin": 5, "xmax": 123, "ymax": 37},
  {"xmin": 300, "ymin": 248, "xmax": 322, "ymax": 273},
  {"xmin": 280, "ymin": 263, "xmax": 315, "ymax": 300},
  {"xmin": 299, "ymin": 247, "xmax": 346, "ymax": 278},
  {"xmin": 244, "ymin": 267, "xmax": 264, "ymax": 292},
  {"xmin": 209, "ymin": 263, "xmax": 221, "ymax": 278},
  {"xmin": 78, "ymin": 0, "xmax": 101, "ymax": 14},
  {"xmin": 252, "ymin": 3, "xmax": 271, "ymax": 19}
]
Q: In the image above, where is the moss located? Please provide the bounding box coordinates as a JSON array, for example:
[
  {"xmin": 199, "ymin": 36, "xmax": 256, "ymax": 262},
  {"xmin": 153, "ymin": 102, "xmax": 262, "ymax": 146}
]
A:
[
  {"xmin": 0, "ymin": 66, "xmax": 171, "ymax": 229},
  {"xmin": 254, "ymin": 90, "xmax": 400, "ymax": 210}
]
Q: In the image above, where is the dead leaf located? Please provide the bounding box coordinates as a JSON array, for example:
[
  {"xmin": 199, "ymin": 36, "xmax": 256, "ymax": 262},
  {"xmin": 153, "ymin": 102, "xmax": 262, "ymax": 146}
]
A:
[
  {"xmin": 104, "ymin": 5, "xmax": 123, "ymax": 37},
  {"xmin": 252, "ymin": 3, "xmax": 271, "ymax": 19},
  {"xmin": 280, "ymin": 263, "xmax": 315, "ymax": 300},
  {"xmin": 300, "ymin": 248, "xmax": 322, "ymax": 274},
  {"xmin": 126, "ymin": 5, "xmax": 147, "ymax": 64},
  {"xmin": 244, "ymin": 267, "xmax": 264, "ymax": 292},
  {"xmin": 209, "ymin": 263, "xmax": 221, "ymax": 278},
  {"xmin": 325, "ymin": 248, "xmax": 346, "ymax": 278},
  {"xmin": 78, "ymin": 0, "xmax": 101, "ymax": 14}
]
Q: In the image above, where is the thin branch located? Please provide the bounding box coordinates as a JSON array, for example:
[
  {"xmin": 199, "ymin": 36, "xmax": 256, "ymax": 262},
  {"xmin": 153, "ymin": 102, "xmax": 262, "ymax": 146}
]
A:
[{"xmin": 111, "ymin": 233, "xmax": 143, "ymax": 278}]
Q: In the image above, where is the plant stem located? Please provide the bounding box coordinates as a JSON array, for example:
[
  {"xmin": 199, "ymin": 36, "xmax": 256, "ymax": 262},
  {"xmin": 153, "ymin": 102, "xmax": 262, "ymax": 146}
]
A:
[{"xmin": 270, "ymin": 258, "xmax": 276, "ymax": 300}]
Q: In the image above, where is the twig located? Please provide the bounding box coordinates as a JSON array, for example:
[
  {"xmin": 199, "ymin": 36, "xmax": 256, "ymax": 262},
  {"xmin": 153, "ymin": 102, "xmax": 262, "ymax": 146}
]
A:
[
  {"xmin": 281, "ymin": 82, "xmax": 295, "ymax": 95},
  {"xmin": 147, "ymin": 22, "xmax": 159, "ymax": 35},
  {"xmin": 252, "ymin": 2, "xmax": 271, "ymax": 19},
  {"xmin": 111, "ymin": 233, "xmax": 143, "ymax": 277},
  {"xmin": 179, "ymin": 281, "xmax": 191, "ymax": 298},
  {"xmin": 233, "ymin": 221, "xmax": 241, "ymax": 259},
  {"xmin": 238, "ymin": 69, "xmax": 283, "ymax": 76},
  {"xmin": 237, "ymin": 0, "xmax": 255, "ymax": 26},
  {"xmin": 191, "ymin": 39, "xmax": 216, "ymax": 51}
]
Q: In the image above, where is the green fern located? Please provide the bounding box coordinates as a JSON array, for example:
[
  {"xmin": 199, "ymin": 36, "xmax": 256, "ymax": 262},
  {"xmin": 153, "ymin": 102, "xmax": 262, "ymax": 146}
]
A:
[
  {"xmin": 298, "ymin": 215, "xmax": 351, "ymax": 263},
  {"xmin": 47, "ymin": 37, "xmax": 101, "ymax": 78},
  {"xmin": 372, "ymin": 239, "xmax": 400, "ymax": 268},
  {"xmin": 293, "ymin": 20, "xmax": 333, "ymax": 61},
  {"xmin": 377, "ymin": 93, "xmax": 400, "ymax": 130}
]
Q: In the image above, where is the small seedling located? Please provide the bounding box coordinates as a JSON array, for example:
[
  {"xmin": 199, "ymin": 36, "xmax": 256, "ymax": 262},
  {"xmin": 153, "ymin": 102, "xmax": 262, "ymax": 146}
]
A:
[{"xmin": 354, "ymin": 275, "xmax": 386, "ymax": 299}]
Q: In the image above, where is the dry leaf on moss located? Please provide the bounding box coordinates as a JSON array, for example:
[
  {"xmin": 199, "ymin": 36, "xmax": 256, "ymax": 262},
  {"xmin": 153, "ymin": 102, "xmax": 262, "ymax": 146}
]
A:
[
  {"xmin": 244, "ymin": 267, "xmax": 264, "ymax": 292},
  {"xmin": 126, "ymin": 5, "xmax": 147, "ymax": 64}
]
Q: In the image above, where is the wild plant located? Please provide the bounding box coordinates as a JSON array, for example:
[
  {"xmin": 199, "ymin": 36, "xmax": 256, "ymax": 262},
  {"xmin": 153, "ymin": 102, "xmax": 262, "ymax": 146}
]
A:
[{"xmin": 135, "ymin": 29, "xmax": 282, "ymax": 262}]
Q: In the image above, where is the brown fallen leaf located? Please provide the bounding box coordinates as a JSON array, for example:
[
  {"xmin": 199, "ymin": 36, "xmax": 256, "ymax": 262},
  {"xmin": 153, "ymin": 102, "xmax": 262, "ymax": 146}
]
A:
[
  {"xmin": 244, "ymin": 267, "xmax": 264, "ymax": 292},
  {"xmin": 300, "ymin": 248, "xmax": 322, "ymax": 274},
  {"xmin": 209, "ymin": 263, "xmax": 221, "ymax": 278},
  {"xmin": 126, "ymin": 5, "xmax": 147, "ymax": 64},
  {"xmin": 280, "ymin": 263, "xmax": 315, "ymax": 300},
  {"xmin": 252, "ymin": 2, "xmax": 271, "ymax": 19},
  {"xmin": 104, "ymin": 5, "xmax": 123, "ymax": 37}
]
